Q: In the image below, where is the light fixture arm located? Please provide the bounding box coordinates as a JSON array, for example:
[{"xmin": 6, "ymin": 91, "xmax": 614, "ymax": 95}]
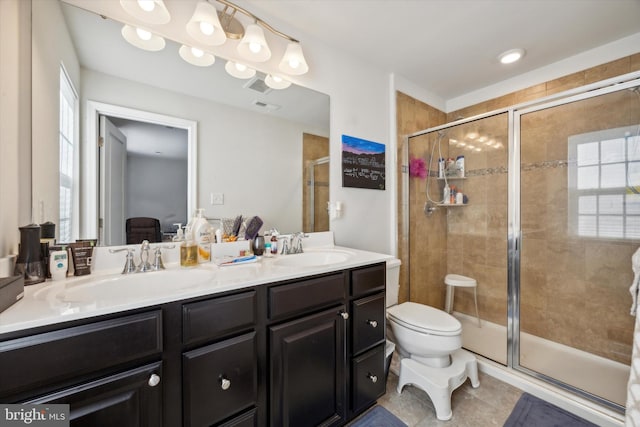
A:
[{"xmin": 214, "ymin": 0, "xmax": 300, "ymax": 43}]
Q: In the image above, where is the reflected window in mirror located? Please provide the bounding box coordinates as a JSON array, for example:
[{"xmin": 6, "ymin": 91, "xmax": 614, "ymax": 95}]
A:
[{"xmin": 59, "ymin": 66, "xmax": 79, "ymax": 243}]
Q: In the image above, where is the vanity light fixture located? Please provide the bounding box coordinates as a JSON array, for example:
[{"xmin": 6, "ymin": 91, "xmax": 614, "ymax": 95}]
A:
[
  {"xmin": 225, "ymin": 60, "xmax": 256, "ymax": 79},
  {"xmin": 120, "ymin": 0, "xmax": 170, "ymax": 25},
  {"xmin": 237, "ymin": 23, "xmax": 271, "ymax": 62},
  {"xmin": 265, "ymin": 74, "xmax": 291, "ymax": 90},
  {"xmin": 498, "ymin": 48, "xmax": 525, "ymax": 64},
  {"xmin": 279, "ymin": 42, "xmax": 309, "ymax": 75},
  {"xmin": 186, "ymin": 1, "xmax": 227, "ymax": 46},
  {"xmin": 179, "ymin": 45, "xmax": 215, "ymax": 67},
  {"xmin": 121, "ymin": 25, "xmax": 166, "ymax": 51}
]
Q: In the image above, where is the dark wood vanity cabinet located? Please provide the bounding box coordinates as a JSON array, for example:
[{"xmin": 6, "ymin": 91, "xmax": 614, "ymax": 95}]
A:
[
  {"xmin": 0, "ymin": 261, "xmax": 387, "ymax": 427},
  {"xmin": 349, "ymin": 264, "xmax": 387, "ymax": 416},
  {"xmin": 0, "ymin": 310, "xmax": 163, "ymax": 426}
]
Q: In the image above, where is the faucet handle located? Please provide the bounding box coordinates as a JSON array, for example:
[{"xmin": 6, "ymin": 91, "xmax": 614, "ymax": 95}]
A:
[
  {"xmin": 109, "ymin": 247, "xmax": 137, "ymax": 274},
  {"xmin": 152, "ymin": 245, "xmax": 175, "ymax": 271}
]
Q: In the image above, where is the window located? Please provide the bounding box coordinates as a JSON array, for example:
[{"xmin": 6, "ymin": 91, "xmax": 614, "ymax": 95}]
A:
[
  {"xmin": 568, "ymin": 125, "xmax": 640, "ymax": 239},
  {"xmin": 59, "ymin": 67, "xmax": 78, "ymax": 243}
]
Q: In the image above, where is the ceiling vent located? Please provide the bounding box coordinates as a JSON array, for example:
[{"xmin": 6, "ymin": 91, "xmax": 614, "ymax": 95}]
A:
[
  {"xmin": 244, "ymin": 76, "xmax": 272, "ymax": 94},
  {"xmin": 252, "ymin": 100, "xmax": 281, "ymax": 111}
]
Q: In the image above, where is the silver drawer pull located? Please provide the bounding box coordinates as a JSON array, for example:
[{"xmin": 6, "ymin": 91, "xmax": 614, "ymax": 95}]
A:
[
  {"xmin": 368, "ymin": 373, "xmax": 378, "ymax": 383},
  {"xmin": 367, "ymin": 320, "xmax": 378, "ymax": 328},
  {"xmin": 148, "ymin": 374, "xmax": 161, "ymax": 387},
  {"xmin": 220, "ymin": 377, "xmax": 231, "ymax": 390},
  {"xmin": 339, "ymin": 311, "xmax": 349, "ymax": 320}
]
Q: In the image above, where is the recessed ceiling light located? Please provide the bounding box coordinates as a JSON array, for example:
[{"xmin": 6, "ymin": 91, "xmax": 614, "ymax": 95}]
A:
[{"xmin": 498, "ymin": 48, "xmax": 525, "ymax": 64}]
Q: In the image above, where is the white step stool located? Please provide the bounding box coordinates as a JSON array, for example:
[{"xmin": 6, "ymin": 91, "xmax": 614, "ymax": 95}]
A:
[{"xmin": 444, "ymin": 274, "xmax": 480, "ymax": 327}]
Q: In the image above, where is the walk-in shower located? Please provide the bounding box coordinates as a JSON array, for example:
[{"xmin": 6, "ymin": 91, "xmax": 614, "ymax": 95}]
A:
[{"xmin": 402, "ymin": 72, "xmax": 640, "ymax": 413}]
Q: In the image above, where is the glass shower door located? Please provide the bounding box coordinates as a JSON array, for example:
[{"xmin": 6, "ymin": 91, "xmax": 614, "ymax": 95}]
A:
[{"xmin": 516, "ymin": 86, "xmax": 639, "ymax": 408}]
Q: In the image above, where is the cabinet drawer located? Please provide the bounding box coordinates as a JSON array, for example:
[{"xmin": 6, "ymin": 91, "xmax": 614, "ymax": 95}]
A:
[
  {"xmin": 352, "ymin": 293, "xmax": 385, "ymax": 355},
  {"xmin": 219, "ymin": 408, "xmax": 257, "ymax": 427},
  {"xmin": 183, "ymin": 291, "xmax": 256, "ymax": 346},
  {"xmin": 27, "ymin": 362, "xmax": 163, "ymax": 427},
  {"xmin": 351, "ymin": 263, "xmax": 385, "ymax": 297},
  {"xmin": 0, "ymin": 310, "xmax": 162, "ymax": 399},
  {"xmin": 268, "ymin": 273, "xmax": 345, "ymax": 320},
  {"xmin": 352, "ymin": 344, "xmax": 386, "ymax": 413},
  {"xmin": 183, "ymin": 332, "xmax": 257, "ymax": 427}
]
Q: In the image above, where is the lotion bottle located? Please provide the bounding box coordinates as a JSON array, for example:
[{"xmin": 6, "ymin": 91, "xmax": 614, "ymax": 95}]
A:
[{"xmin": 443, "ymin": 184, "xmax": 450, "ymax": 204}]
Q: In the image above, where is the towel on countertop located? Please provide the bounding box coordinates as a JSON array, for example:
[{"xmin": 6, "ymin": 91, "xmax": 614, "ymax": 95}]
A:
[{"xmin": 630, "ymin": 247, "xmax": 640, "ymax": 316}]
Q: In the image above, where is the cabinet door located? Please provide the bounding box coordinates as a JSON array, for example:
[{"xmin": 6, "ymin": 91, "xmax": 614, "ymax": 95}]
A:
[
  {"xmin": 183, "ymin": 332, "xmax": 257, "ymax": 427},
  {"xmin": 27, "ymin": 362, "xmax": 162, "ymax": 427},
  {"xmin": 270, "ymin": 305, "xmax": 347, "ymax": 427},
  {"xmin": 352, "ymin": 344, "xmax": 385, "ymax": 413}
]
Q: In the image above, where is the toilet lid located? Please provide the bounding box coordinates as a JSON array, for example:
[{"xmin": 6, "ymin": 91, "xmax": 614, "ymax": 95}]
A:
[{"xmin": 387, "ymin": 302, "xmax": 461, "ymax": 336}]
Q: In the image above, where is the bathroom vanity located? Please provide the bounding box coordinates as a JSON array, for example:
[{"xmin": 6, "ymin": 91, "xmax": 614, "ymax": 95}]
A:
[{"xmin": 0, "ymin": 243, "xmax": 389, "ymax": 427}]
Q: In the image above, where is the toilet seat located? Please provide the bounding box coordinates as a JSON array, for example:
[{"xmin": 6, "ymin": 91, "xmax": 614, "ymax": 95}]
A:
[{"xmin": 387, "ymin": 302, "xmax": 461, "ymax": 336}]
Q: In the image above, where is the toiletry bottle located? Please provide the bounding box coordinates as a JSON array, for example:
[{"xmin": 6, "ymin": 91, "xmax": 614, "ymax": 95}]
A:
[
  {"xmin": 180, "ymin": 227, "xmax": 198, "ymax": 267},
  {"xmin": 450, "ymin": 185, "xmax": 456, "ymax": 204},
  {"xmin": 191, "ymin": 209, "xmax": 212, "ymax": 263},
  {"xmin": 172, "ymin": 223, "xmax": 184, "ymax": 242},
  {"xmin": 270, "ymin": 232, "xmax": 278, "ymax": 255},
  {"xmin": 456, "ymin": 155, "xmax": 465, "ymax": 178},
  {"xmin": 443, "ymin": 184, "xmax": 450, "ymax": 204},
  {"xmin": 264, "ymin": 242, "xmax": 272, "ymax": 257},
  {"xmin": 438, "ymin": 158, "xmax": 445, "ymax": 179},
  {"xmin": 49, "ymin": 248, "xmax": 68, "ymax": 280},
  {"xmin": 456, "ymin": 191, "xmax": 464, "ymax": 204}
]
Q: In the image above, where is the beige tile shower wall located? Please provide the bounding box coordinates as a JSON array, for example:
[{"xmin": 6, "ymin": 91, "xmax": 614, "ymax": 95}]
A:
[
  {"xmin": 302, "ymin": 133, "xmax": 329, "ymax": 233},
  {"xmin": 396, "ymin": 92, "xmax": 446, "ymax": 305},
  {"xmin": 445, "ymin": 54, "xmax": 640, "ymax": 364},
  {"xmin": 518, "ymin": 89, "xmax": 638, "ymax": 365}
]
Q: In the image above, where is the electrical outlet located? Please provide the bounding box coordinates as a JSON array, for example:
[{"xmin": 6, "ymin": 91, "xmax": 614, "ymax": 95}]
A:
[{"xmin": 210, "ymin": 193, "xmax": 224, "ymax": 205}]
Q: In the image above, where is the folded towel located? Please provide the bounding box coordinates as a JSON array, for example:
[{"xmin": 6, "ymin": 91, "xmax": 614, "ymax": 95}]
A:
[{"xmin": 630, "ymin": 247, "xmax": 640, "ymax": 316}]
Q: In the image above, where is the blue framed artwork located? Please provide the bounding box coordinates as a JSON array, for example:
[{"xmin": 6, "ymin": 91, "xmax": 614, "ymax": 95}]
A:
[{"xmin": 341, "ymin": 135, "xmax": 385, "ymax": 190}]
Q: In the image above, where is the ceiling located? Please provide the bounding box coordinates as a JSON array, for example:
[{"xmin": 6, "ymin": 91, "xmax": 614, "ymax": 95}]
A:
[
  {"xmin": 63, "ymin": 0, "xmax": 640, "ymax": 110},
  {"xmin": 244, "ymin": 0, "xmax": 640, "ymax": 102}
]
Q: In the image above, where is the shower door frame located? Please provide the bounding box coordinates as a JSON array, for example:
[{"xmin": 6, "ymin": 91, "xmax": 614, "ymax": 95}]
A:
[{"xmin": 402, "ymin": 70, "xmax": 640, "ymax": 413}]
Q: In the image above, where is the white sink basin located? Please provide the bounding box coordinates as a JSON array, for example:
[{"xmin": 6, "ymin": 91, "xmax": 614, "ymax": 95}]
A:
[
  {"xmin": 34, "ymin": 268, "xmax": 214, "ymax": 305},
  {"xmin": 273, "ymin": 249, "xmax": 354, "ymax": 268}
]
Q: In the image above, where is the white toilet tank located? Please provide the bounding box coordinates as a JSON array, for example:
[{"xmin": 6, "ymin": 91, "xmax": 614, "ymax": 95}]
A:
[{"xmin": 386, "ymin": 258, "xmax": 401, "ymax": 307}]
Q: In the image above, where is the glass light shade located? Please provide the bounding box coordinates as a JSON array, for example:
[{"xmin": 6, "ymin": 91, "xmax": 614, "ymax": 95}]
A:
[
  {"xmin": 179, "ymin": 45, "xmax": 215, "ymax": 67},
  {"xmin": 186, "ymin": 1, "xmax": 226, "ymax": 46},
  {"xmin": 121, "ymin": 25, "xmax": 165, "ymax": 51},
  {"xmin": 237, "ymin": 24, "xmax": 271, "ymax": 62},
  {"xmin": 120, "ymin": 0, "xmax": 170, "ymax": 24},
  {"xmin": 225, "ymin": 61, "xmax": 256, "ymax": 79},
  {"xmin": 265, "ymin": 74, "xmax": 291, "ymax": 90},
  {"xmin": 279, "ymin": 42, "xmax": 309, "ymax": 75}
]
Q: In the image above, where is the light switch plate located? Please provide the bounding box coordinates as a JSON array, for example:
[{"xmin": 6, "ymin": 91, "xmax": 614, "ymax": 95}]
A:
[{"xmin": 210, "ymin": 193, "xmax": 224, "ymax": 205}]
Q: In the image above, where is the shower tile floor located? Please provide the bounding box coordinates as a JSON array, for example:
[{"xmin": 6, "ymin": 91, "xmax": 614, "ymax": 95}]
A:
[{"xmin": 376, "ymin": 355, "xmax": 523, "ymax": 426}]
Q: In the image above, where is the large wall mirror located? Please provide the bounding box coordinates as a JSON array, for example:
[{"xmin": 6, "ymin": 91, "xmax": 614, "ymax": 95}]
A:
[{"xmin": 31, "ymin": 0, "xmax": 330, "ymax": 246}]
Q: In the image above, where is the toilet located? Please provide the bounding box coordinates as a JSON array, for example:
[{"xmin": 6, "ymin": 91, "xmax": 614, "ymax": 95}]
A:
[{"xmin": 385, "ymin": 259, "xmax": 479, "ymax": 421}]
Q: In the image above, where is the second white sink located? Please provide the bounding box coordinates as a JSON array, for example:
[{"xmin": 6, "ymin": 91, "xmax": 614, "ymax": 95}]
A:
[{"xmin": 273, "ymin": 249, "xmax": 354, "ymax": 268}]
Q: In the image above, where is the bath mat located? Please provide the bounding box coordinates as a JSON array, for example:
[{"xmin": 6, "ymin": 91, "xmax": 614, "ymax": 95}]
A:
[
  {"xmin": 350, "ymin": 405, "xmax": 407, "ymax": 427},
  {"xmin": 504, "ymin": 393, "xmax": 598, "ymax": 427}
]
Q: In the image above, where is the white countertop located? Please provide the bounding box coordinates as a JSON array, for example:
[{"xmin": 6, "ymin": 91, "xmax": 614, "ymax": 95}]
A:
[{"xmin": 0, "ymin": 236, "xmax": 393, "ymax": 336}]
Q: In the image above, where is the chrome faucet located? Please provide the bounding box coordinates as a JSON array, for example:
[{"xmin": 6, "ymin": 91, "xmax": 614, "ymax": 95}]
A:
[
  {"xmin": 281, "ymin": 232, "xmax": 307, "ymax": 255},
  {"xmin": 109, "ymin": 247, "xmax": 137, "ymax": 274},
  {"xmin": 137, "ymin": 240, "xmax": 153, "ymax": 272}
]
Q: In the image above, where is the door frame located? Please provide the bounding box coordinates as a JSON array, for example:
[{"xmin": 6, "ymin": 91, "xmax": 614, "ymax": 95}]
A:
[{"xmin": 82, "ymin": 101, "xmax": 197, "ymax": 243}]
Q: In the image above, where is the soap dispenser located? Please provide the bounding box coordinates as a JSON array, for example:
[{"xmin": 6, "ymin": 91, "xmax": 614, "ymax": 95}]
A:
[
  {"xmin": 180, "ymin": 225, "xmax": 197, "ymax": 267},
  {"xmin": 172, "ymin": 223, "xmax": 184, "ymax": 242}
]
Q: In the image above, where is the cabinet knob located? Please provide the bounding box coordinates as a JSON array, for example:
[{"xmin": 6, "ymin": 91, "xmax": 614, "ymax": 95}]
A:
[
  {"xmin": 220, "ymin": 377, "xmax": 231, "ymax": 390},
  {"xmin": 367, "ymin": 320, "xmax": 378, "ymax": 328},
  {"xmin": 338, "ymin": 311, "xmax": 349, "ymax": 320},
  {"xmin": 148, "ymin": 374, "xmax": 161, "ymax": 387},
  {"xmin": 368, "ymin": 373, "xmax": 378, "ymax": 383}
]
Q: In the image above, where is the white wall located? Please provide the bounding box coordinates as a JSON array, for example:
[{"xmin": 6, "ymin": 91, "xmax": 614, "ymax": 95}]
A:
[
  {"xmin": 0, "ymin": 0, "xmax": 31, "ymax": 276},
  {"xmin": 82, "ymin": 69, "xmax": 322, "ymax": 234},
  {"xmin": 31, "ymin": 0, "xmax": 80, "ymax": 232}
]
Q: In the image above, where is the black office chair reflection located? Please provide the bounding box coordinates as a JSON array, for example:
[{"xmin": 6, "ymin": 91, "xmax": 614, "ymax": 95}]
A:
[{"xmin": 126, "ymin": 217, "xmax": 162, "ymax": 244}]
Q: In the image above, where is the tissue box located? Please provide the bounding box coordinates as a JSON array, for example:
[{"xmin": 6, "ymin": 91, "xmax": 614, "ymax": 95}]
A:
[{"xmin": 0, "ymin": 275, "xmax": 24, "ymax": 314}]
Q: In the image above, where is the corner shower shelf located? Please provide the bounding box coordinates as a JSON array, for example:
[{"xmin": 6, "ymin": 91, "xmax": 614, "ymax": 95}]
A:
[
  {"xmin": 437, "ymin": 177, "xmax": 466, "ymax": 180},
  {"xmin": 437, "ymin": 203, "xmax": 468, "ymax": 207}
]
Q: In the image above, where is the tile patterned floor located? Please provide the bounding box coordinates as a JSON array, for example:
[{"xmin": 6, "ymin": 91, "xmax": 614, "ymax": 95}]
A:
[{"xmin": 377, "ymin": 365, "xmax": 523, "ymax": 426}]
